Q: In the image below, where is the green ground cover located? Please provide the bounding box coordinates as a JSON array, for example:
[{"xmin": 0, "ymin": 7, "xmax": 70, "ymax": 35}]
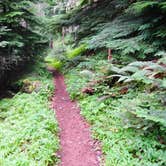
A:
[
  {"xmin": 0, "ymin": 63, "xmax": 59, "ymax": 166},
  {"xmin": 65, "ymin": 55, "xmax": 166, "ymax": 166}
]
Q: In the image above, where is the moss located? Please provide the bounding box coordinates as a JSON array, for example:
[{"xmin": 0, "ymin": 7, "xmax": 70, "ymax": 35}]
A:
[
  {"xmin": 45, "ymin": 57, "xmax": 63, "ymax": 70},
  {"xmin": 66, "ymin": 44, "xmax": 87, "ymax": 59}
]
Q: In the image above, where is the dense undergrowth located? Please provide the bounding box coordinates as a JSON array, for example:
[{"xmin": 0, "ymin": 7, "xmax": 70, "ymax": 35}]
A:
[
  {"xmin": 45, "ymin": 0, "xmax": 166, "ymax": 165},
  {"xmin": 0, "ymin": 62, "xmax": 59, "ymax": 165},
  {"xmin": 1, "ymin": 0, "xmax": 166, "ymax": 165},
  {"xmin": 65, "ymin": 55, "xmax": 166, "ymax": 166}
]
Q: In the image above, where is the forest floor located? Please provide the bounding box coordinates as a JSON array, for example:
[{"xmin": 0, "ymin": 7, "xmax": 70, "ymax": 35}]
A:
[
  {"xmin": 64, "ymin": 55, "xmax": 166, "ymax": 166},
  {"xmin": 52, "ymin": 71, "xmax": 102, "ymax": 166},
  {"xmin": 0, "ymin": 63, "xmax": 59, "ymax": 165}
]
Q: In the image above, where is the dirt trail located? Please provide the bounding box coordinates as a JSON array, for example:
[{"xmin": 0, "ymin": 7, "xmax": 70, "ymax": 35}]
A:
[{"xmin": 52, "ymin": 71, "xmax": 101, "ymax": 166}]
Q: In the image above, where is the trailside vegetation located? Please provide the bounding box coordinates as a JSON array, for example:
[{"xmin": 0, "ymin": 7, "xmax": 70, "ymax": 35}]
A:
[
  {"xmin": 47, "ymin": 0, "xmax": 166, "ymax": 165},
  {"xmin": 0, "ymin": 62, "xmax": 59, "ymax": 165},
  {"xmin": 0, "ymin": 1, "xmax": 60, "ymax": 165},
  {"xmin": 65, "ymin": 55, "xmax": 166, "ymax": 166},
  {"xmin": 0, "ymin": 0, "xmax": 166, "ymax": 165}
]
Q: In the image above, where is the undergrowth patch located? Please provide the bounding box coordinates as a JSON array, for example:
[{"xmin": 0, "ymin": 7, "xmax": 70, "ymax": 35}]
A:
[
  {"xmin": 0, "ymin": 62, "xmax": 59, "ymax": 166},
  {"xmin": 65, "ymin": 55, "xmax": 166, "ymax": 166}
]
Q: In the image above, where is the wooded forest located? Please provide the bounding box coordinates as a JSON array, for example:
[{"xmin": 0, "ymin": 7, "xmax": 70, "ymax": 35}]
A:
[{"xmin": 0, "ymin": 0, "xmax": 166, "ymax": 165}]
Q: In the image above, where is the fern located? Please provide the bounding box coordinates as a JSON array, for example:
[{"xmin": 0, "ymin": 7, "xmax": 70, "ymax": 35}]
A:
[
  {"xmin": 56, "ymin": 0, "xmax": 166, "ymax": 60},
  {"xmin": 107, "ymin": 56, "xmax": 166, "ymax": 86},
  {"xmin": 127, "ymin": 1, "xmax": 158, "ymax": 14},
  {"xmin": 120, "ymin": 92, "xmax": 166, "ymax": 127}
]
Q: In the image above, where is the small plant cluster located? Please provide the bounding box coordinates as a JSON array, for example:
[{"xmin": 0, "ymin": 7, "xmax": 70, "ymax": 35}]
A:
[
  {"xmin": 107, "ymin": 56, "xmax": 166, "ymax": 86},
  {"xmin": 0, "ymin": 62, "xmax": 59, "ymax": 165}
]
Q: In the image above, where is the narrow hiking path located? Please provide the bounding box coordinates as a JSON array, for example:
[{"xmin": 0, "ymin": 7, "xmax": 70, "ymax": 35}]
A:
[{"xmin": 52, "ymin": 71, "xmax": 101, "ymax": 166}]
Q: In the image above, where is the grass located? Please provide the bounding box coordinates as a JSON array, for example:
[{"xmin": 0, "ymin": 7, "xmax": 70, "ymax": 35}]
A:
[
  {"xmin": 65, "ymin": 55, "xmax": 166, "ymax": 166},
  {"xmin": 0, "ymin": 62, "xmax": 59, "ymax": 166}
]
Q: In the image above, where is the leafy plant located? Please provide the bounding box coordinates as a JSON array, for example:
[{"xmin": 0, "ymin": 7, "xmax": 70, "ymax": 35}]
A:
[
  {"xmin": 107, "ymin": 57, "xmax": 166, "ymax": 87},
  {"xmin": 0, "ymin": 62, "xmax": 59, "ymax": 165}
]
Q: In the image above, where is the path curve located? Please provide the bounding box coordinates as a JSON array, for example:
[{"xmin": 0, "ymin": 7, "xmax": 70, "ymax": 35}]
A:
[{"xmin": 52, "ymin": 71, "xmax": 101, "ymax": 166}]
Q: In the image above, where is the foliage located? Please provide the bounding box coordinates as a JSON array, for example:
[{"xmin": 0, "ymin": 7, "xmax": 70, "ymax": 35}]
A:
[
  {"xmin": 0, "ymin": 0, "xmax": 48, "ymax": 87},
  {"xmin": 65, "ymin": 69, "xmax": 89, "ymax": 100},
  {"xmin": 44, "ymin": 36, "xmax": 67, "ymax": 70},
  {"xmin": 107, "ymin": 56, "xmax": 166, "ymax": 86},
  {"xmin": 66, "ymin": 44, "xmax": 87, "ymax": 59},
  {"xmin": 47, "ymin": 14, "xmax": 67, "ymax": 34},
  {"xmin": 48, "ymin": 1, "xmax": 166, "ymax": 165},
  {"xmin": 65, "ymin": 54, "xmax": 166, "ymax": 165},
  {"xmin": 80, "ymin": 95, "xmax": 166, "ymax": 166},
  {"xmin": 53, "ymin": 0, "xmax": 166, "ymax": 60},
  {"xmin": 119, "ymin": 91, "xmax": 166, "ymax": 128},
  {"xmin": 0, "ymin": 62, "xmax": 59, "ymax": 165},
  {"xmin": 45, "ymin": 36, "xmax": 87, "ymax": 70},
  {"xmin": 45, "ymin": 56, "xmax": 63, "ymax": 70}
]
